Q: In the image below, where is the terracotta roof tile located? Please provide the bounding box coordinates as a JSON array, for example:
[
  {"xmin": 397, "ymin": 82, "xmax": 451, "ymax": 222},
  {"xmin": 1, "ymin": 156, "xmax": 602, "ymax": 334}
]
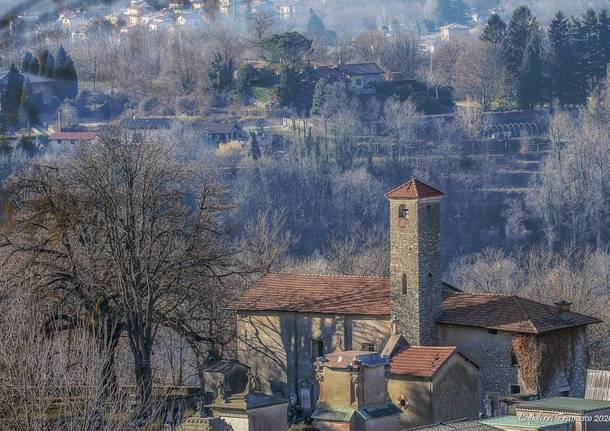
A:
[
  {"xmin": 49, "ymin": 132, "xmax": 97, "ymax": 141},
  {"xmin": 384, "ymin": 179, "xmax": 444, "ymax": 199},
  {"xmin": 233, "ymin": 273, "xmax": 600, "ymax": 333},
  {"xmin": 232, "ymin": 273, "xmax": 390, "ymax": 316},
  {"xmin": 438, "ymin": 294, "xmax": 601, "ymax": 334},
  {"xmin": 389, "ymin": 346, "xmax": 458, "ymax": 377}
]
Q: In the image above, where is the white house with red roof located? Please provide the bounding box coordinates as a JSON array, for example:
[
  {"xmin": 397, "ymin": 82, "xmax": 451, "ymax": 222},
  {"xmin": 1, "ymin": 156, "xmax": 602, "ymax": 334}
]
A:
[
  {"xmin": 48, "ymin": 131, "xmax": 97, "ymax": 145},
  {"xmin": 232, "ymin": 179, "xmax": 600, "ymax": 422}
]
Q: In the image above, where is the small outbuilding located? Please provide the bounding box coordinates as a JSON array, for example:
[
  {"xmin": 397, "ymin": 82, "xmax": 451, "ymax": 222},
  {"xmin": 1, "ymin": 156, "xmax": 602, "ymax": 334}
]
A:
[
  {"xmin": 514, "ymin": 397, "xmax": 610, "ymax": 431},
  {"xmin": 383, "ymin": 334, "xmax": 480, "ymax": 429},
  {"xmin": 480, "ymin": 415, "xmax": 572, "ymax": 431}
]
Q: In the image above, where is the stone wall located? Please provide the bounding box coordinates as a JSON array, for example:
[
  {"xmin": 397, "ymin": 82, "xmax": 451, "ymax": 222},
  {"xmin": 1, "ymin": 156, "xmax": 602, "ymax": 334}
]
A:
[
  {"xmin": 389, "ymin": 197, "xmax": 442, "ymax": 346},
  {"xmin": 438, "ymin": 324, "xmax": 517, "ymax": 415},
  {"xmin": 438, "ymin": 324, "xmax": 590, "ymax": 415},
  {"xmin": 236, "ymin": 311, "xmax": 391, "ymax": 405}
]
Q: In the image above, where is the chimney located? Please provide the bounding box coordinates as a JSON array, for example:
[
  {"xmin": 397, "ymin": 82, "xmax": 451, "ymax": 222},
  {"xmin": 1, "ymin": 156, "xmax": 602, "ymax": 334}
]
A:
[
  {"xmin": 391, "ymin": 315, "xmax": 399, "ymax": 336},
  {"xmin": 554, "ymin": 300, "xmax": 572, "ymax": 313}
]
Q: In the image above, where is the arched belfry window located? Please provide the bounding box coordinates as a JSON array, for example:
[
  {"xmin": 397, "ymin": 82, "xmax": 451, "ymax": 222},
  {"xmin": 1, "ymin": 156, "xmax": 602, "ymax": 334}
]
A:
[
  {"xmin": 398, "ymin": 204, "xmax": 408, "ymax": 219},
  {"xmin": 402, "ymin": 274, "xmax": 408, "ymax": 294}
]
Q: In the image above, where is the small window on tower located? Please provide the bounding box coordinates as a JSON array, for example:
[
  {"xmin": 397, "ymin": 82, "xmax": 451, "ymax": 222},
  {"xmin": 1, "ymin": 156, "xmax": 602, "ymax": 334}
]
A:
[
  {"xmin": 398, "ymin": 205, "xmax": 408, "ymax": 219},
  {"xmin": 402, "ymin": 274, "xmax": 408, "ymax": 294}
]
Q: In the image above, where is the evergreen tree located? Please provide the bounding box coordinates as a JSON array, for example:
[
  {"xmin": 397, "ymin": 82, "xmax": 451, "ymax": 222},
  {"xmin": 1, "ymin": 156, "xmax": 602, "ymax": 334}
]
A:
[
  {"xmin": 581, "ymin": 9, "xmax": 605, "ymax": 89},
  {"xmin": 38, "ymin": 50, "xmax": 55, "ymax": 78},
  {"xmin": 436, "ymin": 0, "xmax": 469, "ymax": 25},
  {"xmin": 0, "ymin": 64, "xmax": 24, "ymax": 128},
  {"xmin": 30, "ymin": 56, "xmax": 39, "ymax": 75},
  {"xmin": 275, "ymin": 65, "xmax": 315, "ymax": 115},
  {"xmin": 517, "ymin": 30, "xmax": 542, "ymax": 109},
  {"xmin": 260, "ymin": 32, "xmax": 313, "ymax": 65},
  {"xmin": 548, "ymin": 12, "xmax": 582, "ymax": 105},
  {"xmin": 54, "ymin": 46, "xmax": 78, "ymax": 100},
  {"xmin": 21, "ymin": 52, "xmax": 34, "ymax": 73},
  {"xmin": 481, "ymin": 13, "xmax": 506, "ymax": 44},
  {"xmin": 248, "ymin": 132, "xmax": 261, "ymax": 160},
  {"xmin": 20, "ymin": 78, "xmax": 39, "ymax": 128},
  {"xmin": 493, "ymin": 67, "xmax": 517, "ymax": 110},
  {"xmin": 64, "ymin": 59, "xmax": 78, "ymax": 99},
  {"xmin": 504, "ymin": 6, "xmax": 537, "ymax": 78},
  {"xmin": 599, "ymin": 9, "xmax": 610, "ymax": 69},
  {"xmin": 207, "ymin": 51, "xmax": 234, "ymax": 92},
  {"xmin": 306, "ymin": 9, "xmax": 325, "ymax": 36}
]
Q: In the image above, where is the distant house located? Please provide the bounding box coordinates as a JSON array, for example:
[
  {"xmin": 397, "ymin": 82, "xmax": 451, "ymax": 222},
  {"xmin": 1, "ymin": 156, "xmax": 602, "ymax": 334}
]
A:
[
  {"xmin": 48, "ymin": 131, "xmax": 97, "ymax": 145},
  {"xmin": 199, "ymin": 122, "xmax": 247, "ymax": 145},
  {"xmin": 0, "ymin": 71, "xmax": 56, "ymax": 106},
  {"xmin": 514, "ymin": 397, "xmax": 610, "ymax": 431},
  {"xmin": 439, "ymin": 23, "xmax": 471, "ymax": 42},
  {"xmin": 121, "ymin": 117, "xmax": 174, "ymax": 130},
  {"xmin": 275, "ymin": 0, "xmax": 304, "ymax": 20},
  {"xmin": 175, "ymin": 12, "xmax": 203, "ymax": 27},
  {"xmin": 383, "ymin": 334, "xmax": 480, "ymax": 429},
  {"xmin": 315, "ymin": 63, "xmax": 386, "ymax": 94}
]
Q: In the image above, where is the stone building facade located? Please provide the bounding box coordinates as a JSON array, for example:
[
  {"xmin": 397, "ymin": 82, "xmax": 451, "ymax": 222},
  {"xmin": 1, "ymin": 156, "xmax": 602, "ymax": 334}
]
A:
[{"xmin": 233, "ymin": 179, "xmax": 600, "ymax": 420}]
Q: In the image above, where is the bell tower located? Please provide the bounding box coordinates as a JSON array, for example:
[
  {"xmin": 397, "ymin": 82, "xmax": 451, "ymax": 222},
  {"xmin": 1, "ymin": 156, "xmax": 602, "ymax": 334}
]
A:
[{"xmin": 385, "ymin": 178, "xmax": 443, "ymax": 346}]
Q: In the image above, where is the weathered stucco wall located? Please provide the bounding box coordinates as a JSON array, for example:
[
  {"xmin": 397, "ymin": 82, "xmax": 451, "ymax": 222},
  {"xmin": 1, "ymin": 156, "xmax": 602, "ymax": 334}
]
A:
[
  {"xmin": 387, "ymin": 377, "xmax": 432, "ymax": 428},
  {"xmin": 432, "ymin": 353, "xmax": 479, "ymax": 422},
  {"xmin": 236, "ymin": 311, "xmax": 391, "ymax": 403}
]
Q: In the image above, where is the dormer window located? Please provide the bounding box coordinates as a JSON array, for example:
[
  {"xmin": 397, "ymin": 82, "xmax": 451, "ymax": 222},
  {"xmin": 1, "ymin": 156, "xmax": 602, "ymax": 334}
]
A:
[
  {"xmin": 398, "ymin": 204, "xmax": 408, "ymax": 219},
  {"xmin": 402, "ymin": 274, "xmax": 408, "ymax": 294}
]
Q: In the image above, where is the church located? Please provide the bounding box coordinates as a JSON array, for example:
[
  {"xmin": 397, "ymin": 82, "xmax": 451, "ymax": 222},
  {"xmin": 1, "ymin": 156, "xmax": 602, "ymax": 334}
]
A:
[{"xmin": 232, "ymin": 179, "xmax": 600, "ymax": 419}]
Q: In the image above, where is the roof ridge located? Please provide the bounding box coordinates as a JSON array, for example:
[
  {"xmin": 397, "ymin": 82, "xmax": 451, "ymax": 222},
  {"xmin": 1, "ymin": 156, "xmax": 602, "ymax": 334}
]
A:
[
  {"xmin": 384, "ymin": 179, "xmax": 414, "ymax": 197},
  {"xmin": 510, "ymin": 295, "xmax": 539, "ymax": 334},
  {"xmin": 274, "ymin": 272, "xmax": 388, "ymax": 279}
]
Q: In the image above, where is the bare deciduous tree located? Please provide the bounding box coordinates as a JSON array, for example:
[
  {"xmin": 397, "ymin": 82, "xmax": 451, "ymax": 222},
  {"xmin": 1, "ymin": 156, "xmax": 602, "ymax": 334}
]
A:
[
  {"xmin": 453, "ymin": 41, "xmax": 504, "ymax": 111},
  {"xmin": 2, "ymin": 127, "xmax": 236, "ymax": 416}
]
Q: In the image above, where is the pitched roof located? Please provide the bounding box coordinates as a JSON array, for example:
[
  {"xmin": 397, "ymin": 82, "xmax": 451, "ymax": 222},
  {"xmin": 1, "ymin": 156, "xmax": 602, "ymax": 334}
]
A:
[
  {"xmin": 338, "ymin": 63, "xmax": 385, "ymax": 75},
  {"xmin": 384, "ymin": 179, "xmax": 444, "ymax": 199},
  {"xmin": 439, "ymin": 293, "xmax": 601, "ymax": 334},
  {"xmin": 198, "ymin": 122, "xmax": 240, "ymax": 134},
  {"xmin": 121, "ymin": 118, "xmax": 174, "ymax": 130},
  {"xmin": 515, "ymin": 397, "xmax": 610, "ymax": 413},
  {"xmin": 48, "ymin": 132, "xmax": 97, "ymax": 141},
  {"xmin": 232, "ymin": 273, "xmax": 390, "ymax": 316},
  {"xmin": 389, "ymin": 346, "xmax": 460, "ymax": 377},
  {"xmin": 408, "ymin": 419, "xmax": 502, "ymax": 431},
  {"xmin": 233, "ymin": 273, "xmax": 600, "ymax": 334}
]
